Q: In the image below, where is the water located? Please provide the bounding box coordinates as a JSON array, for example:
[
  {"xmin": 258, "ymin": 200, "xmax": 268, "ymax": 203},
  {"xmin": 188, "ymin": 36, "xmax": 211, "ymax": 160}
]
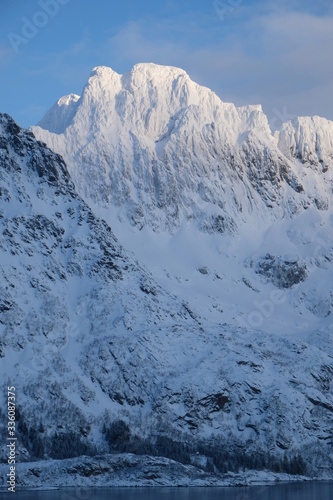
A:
[{"xmin": 1, "ymin": 483, "xmax": 333, "ymax": 500}]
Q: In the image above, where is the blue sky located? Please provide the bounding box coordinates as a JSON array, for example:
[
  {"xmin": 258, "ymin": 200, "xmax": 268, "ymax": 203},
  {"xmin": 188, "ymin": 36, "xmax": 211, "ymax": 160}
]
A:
[{"xmin": 0, "ymin": 0, "xmax": 332, "ymax": 128}]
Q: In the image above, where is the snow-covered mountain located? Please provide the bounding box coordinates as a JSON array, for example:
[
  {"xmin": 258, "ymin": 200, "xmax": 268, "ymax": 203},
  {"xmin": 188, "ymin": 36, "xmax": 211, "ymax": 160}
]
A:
[
  {"xmin": 1, "ymin": 113, "xmax": 333, "ymax": 484},
  {"xmin": 1, "ymin": 61, "xmax": 333, "ymax": 487},
  {"xmin": 31, "ymin": 63, "xmax": 333, "ymax": 340},
  {"xmin": 32, "ymin": 64, "xmax": 333, "ymax": 233},
  {"xmin": 0, "ymin": 113, "xmax": 332, "ymax": 486}
]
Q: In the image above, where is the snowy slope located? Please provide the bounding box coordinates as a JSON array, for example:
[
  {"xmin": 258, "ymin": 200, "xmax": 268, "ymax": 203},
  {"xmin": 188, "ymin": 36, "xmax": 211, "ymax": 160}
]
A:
[{"xmin": 1, "ymin": 114, "xmax": 333, "ymax": 486}]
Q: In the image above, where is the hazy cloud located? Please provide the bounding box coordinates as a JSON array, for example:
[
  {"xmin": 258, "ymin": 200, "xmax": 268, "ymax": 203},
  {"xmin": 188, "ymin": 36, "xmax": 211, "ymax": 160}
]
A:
[
  {"xmin": 100, "ymin": 7, "xmax": 333, "ymax": 124},
  {"xmin": 2, "ymin": 1, "xmax": 331, "ymax": 127}
]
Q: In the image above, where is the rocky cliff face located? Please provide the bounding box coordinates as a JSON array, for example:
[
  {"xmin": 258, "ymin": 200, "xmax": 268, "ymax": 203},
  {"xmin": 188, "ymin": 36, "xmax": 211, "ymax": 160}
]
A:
[
  {"xmin": 0, "ymin": 112, "xmax": 197, "ymax": 460},
  {"xmin": 1, "ymin": 113, "xmax": 333, "ymax": 483},
  {"xmin": 278, "ymin": 116, "xmax": 333, "ymax": 172}
]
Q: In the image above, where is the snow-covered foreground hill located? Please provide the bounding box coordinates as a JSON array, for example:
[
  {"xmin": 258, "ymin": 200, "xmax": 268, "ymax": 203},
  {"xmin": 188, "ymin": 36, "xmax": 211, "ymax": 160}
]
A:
[
  {"xmin": 0, "ymin": 454, "xmax": 310, "ymax": 489},
  {"xmin": 0, "ymin": 115, "xmax": 333, "ymax": 486}
]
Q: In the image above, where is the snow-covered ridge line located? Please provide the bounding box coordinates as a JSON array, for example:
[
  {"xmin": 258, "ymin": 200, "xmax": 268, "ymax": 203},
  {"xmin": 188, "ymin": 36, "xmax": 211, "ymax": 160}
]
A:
[
  {"xmin": 278, "ymin": 115, "xmax": 333, "ymax": 170},
  {"xmin": 31, "ymin": 63, "xmax": 333, "ymax": 235}
]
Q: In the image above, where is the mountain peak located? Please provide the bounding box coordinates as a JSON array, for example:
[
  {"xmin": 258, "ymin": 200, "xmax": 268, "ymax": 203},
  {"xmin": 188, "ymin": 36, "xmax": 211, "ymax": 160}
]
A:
[
  {"xmin": 57, "ymin": 93, "xmax": 80, "ymax": 106},
  {"xmin": 89, "ymin": 62, "xmax": 189, "ymax": 83},
  {"xmin": 0, "ymin": 112, "xmax": 20, "ymax": 130},
  {"xmin": 130, "ymin": 62, "xmax": 188, "ymax": 78},
  {"xmin": 90, "ymin": 65, "xmax": 120, "ymax": 79},
  {"xmin": 37, "ymin": 93, "xmax": 80, "ymax": 134},
  {"xmin": 278, "ymin": 114, "xmax": 333, "ymax": 169}
]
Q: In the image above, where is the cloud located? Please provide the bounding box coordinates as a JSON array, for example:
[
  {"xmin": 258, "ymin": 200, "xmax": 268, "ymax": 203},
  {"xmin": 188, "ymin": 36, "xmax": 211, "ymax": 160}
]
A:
[
  {"xmin": 244, "ymin": 10, "xmax": 333, "ymax": 120},
  {"xmin": 99, "ymin": 7, "xmax": 333, "ymax": 123},
  {"xmin": 259, "ymin": 12, "xmax": 333, "ymax": 75},
  {"xmin": 9, "ymin": 2, "xmax": 331, "ymax": 126}
]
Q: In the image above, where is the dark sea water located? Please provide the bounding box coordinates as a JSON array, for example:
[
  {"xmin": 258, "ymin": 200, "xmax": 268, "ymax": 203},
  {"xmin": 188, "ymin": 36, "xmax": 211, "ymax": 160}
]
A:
[{"xmin": 1, "ymin": 482, "xmax": 333, "ymax": 500}]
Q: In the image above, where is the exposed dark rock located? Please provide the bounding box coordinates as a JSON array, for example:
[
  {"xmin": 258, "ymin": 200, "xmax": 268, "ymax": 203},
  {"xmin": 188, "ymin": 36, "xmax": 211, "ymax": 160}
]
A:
[
  {"xmin": 255, "ymin": 254, "xmax": 307, "ymax": 288},
  {"xmin": 198, "ymin": 393, "xmax": 231, "ymax": 412}
]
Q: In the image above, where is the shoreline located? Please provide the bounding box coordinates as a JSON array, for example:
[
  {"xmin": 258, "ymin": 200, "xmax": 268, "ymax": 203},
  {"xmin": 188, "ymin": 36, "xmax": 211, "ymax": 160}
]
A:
[{"xmin": 0, "ymin": 453, "xmax": 319, "ymax": 492}]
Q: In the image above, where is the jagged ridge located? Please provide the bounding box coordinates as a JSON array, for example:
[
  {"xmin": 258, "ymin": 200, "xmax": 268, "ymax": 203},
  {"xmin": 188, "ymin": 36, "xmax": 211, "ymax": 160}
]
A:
[{"xmin": 32, "ymin": 63, "xmax": 333, "ymax": 233}]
